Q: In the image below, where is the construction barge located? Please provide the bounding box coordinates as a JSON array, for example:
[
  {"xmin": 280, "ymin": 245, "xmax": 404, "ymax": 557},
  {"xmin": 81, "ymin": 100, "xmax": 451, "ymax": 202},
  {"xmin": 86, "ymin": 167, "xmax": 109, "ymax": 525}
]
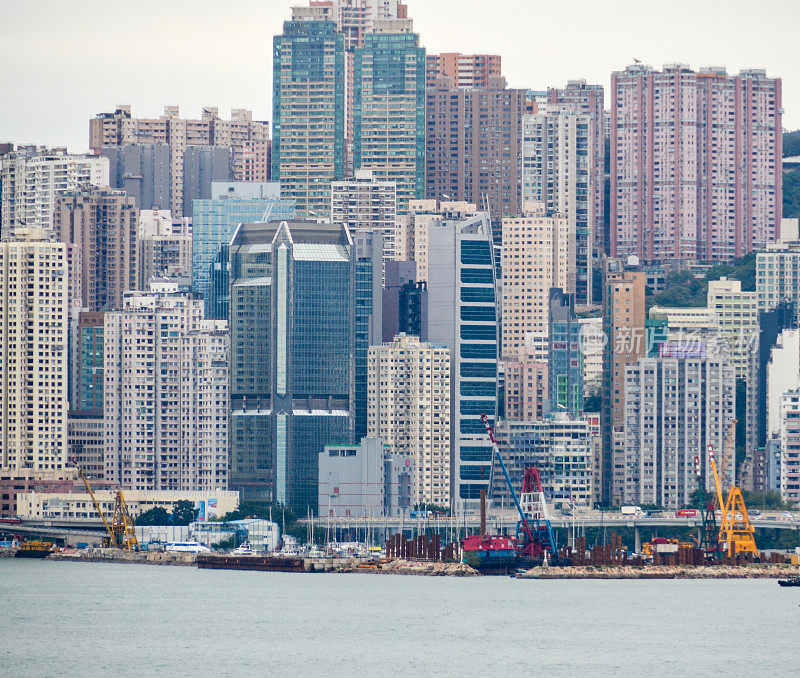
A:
[{"xmin": 196, "ymin": 554, "xmax": 305, "ymax": 573}]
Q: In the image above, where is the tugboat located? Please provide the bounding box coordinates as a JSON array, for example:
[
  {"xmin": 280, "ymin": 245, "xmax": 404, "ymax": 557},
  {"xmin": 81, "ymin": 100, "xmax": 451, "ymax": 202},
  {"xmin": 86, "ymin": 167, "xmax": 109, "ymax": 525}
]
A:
[
  {"xmin": 15, "ymin": 540, "xmax": 54, "ymax": 559},
  {"xmin": 777, "ymin": 577, "xmax": 800, "ymax": 587}
]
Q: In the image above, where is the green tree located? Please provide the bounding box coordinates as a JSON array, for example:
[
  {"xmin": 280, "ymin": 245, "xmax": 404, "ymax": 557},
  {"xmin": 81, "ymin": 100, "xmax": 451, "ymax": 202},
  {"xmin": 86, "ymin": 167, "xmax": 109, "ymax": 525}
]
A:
[
  {"xmin": 648, "ymin": 253, "xmax": 756, "ymax": 310},
  {"xmin": 413, "ymin": 503, "xmax": 450, "ymax": 516},
  {"xmin": 784, "ymin": 169, "xmax": 800, "ymax": 219},
  {"xmin": 134, "ymin": 506, "xmax": 171, "ymax": 526},
  {"xmin": 171, "ymin": 500, "xmax": 198, "ymax": 526},
  {"xmin": 742, "ymin": 490, "xmax": 793, "ymax": 511},
  {"xmin": 783, "ymin": 130, "xmax": 800, "ymax": 158},
  {"xmin": 584, "ymin": 393, "xmax": 601, "ymax": 413}
]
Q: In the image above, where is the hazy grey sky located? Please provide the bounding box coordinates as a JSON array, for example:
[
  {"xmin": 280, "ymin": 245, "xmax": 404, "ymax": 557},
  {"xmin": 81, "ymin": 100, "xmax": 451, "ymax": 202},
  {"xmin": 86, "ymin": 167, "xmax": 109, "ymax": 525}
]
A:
[{"xmin": 1, "ymin": 0, "xmax": 798, "ymax": 153}]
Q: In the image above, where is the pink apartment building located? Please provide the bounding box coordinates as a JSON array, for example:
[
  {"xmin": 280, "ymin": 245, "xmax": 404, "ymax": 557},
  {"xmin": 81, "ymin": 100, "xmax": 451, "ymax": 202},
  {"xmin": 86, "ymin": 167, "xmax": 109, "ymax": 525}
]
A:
[{"xmin": 611, "ymin": 64, "xmax": 782, "ymax": 264}]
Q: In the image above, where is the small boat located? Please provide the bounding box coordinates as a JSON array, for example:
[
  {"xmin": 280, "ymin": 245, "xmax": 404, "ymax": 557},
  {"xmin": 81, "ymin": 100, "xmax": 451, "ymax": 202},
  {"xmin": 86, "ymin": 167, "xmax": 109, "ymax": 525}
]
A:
[
  {"xmin": 165, "ymin": 541, "xmax": 211, "ymax": 554},
  {"xmin": 778, "ymin": 578, "xmax": 800, "ymax": 587},
  {"xmin": 15, "ymin": 540, "xmax": 54, "ymax": 559},
  {"xmin": 230, "ymin": 543, "xmax": 257, "ymax": 556}
]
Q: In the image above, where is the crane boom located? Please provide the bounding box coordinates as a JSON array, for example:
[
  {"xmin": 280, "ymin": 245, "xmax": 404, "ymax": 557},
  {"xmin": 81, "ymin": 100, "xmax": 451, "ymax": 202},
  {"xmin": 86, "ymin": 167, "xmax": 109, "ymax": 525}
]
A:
[
  {"xmin": 480, "ymin": 414, "xmax": 536, "ymax": 546},
  {"xmin": 77, "ymin": 466, "xmax": 114, "ymax": 545},
  {"xmin": 707, "ymin": 444, "xmax": 725, "ymax": 511}
]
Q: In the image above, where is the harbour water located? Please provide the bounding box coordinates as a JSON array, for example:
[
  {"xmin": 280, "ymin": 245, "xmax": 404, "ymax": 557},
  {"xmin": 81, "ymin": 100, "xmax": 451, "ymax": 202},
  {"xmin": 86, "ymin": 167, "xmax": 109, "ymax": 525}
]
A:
[{"xmin": 1, "ymin": 559, "xmax": 797, "ymax": 676}]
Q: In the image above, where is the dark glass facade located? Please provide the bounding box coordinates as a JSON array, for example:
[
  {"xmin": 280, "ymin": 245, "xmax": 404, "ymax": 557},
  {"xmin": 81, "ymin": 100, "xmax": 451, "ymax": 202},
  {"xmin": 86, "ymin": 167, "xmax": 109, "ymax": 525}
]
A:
[{"xmin": 229, "ymin": 221, "xmax": 355, "ymax": 514}]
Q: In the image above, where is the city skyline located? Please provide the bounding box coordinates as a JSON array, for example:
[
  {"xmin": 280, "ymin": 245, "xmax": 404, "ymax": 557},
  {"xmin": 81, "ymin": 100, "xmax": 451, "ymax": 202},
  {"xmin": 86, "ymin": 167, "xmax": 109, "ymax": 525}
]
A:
[{"xmin": 1, "ymin": 0, "xmax": 798, "ymax": 153}]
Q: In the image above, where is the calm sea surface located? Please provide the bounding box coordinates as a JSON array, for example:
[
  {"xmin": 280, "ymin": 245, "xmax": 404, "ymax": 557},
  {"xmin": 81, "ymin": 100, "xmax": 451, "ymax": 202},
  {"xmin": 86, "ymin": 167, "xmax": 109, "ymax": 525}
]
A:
[{"xmin": 0, "ymin": 559, "xmax": 797, "ymax": 677}]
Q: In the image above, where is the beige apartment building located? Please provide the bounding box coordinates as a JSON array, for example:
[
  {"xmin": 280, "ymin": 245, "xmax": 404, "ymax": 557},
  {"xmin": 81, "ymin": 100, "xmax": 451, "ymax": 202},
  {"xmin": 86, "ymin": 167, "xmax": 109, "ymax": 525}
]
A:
[
  {"xmin": 501, "ymin": 201, "xmax": 574, "ymax": 361},
  {"xmin": 0, "ymin": 229, "xmax": 69, "ymax": 475},
  {"xmin": 394, "ymin": 199, "xmax": 478, "ymax": 281},
  {"xmin": 367, "ymin": 334, "xmax": 451, "ymax": 507},
  {"xmin": 426, "ymin": 52, "xmax": 501, "ymax": 89},
  {"xmin": 332, "ymin": 169, "xmax": 396, "ymax": 278},
  {"xmin": 504, "ymin": 354, "xmax": 548, "ymax": 422},
  {"xmin": 55, "ymin": 186, "xmax": 138, "ymax": 312},
  {"xmin": 90, "ymin": 106, "xmax": 269, "ymax": 217},
  {"xmin": 104, "ymin": 287, "xmax": 229, "ymax": 492}
]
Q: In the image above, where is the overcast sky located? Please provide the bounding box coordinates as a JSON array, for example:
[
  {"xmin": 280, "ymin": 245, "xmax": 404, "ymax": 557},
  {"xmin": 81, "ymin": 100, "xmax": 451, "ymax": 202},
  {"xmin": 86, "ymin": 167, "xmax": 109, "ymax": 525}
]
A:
[{"xmin": 1, "ymin": 0, "xmax": 797, "ymax": 153}]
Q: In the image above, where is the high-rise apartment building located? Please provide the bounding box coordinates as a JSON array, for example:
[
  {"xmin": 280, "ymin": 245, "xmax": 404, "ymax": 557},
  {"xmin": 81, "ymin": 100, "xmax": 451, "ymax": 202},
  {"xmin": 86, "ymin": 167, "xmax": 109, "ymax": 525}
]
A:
[
  {"xmin": 353, "ymin": 19, "xmax": 425, "ymax": 212},
  {"xmin": 425, "ymin": 210, "xmax": 498, "ymax": 505},
  {"xmin": 368, "ymin": 334, "xmax": 451, "ymax": 507},
  {"xmin": 191, "ymin": 182, "xmax": 295, "ymax": 319},
  {"xmin": 137, "ymin": 210, "xmax": 193, "ymax": 287},
  {"xmin": 90, "ymin": 106, "xmax": 269, "ymax": 217},
  {"xmin": 273, "ymin": 8, "xmax": 345, "ymax": 216},
  {"xmin": 104, "ymin": 286, "xmax": 228, "ymax": 491},
  {"xmin": 503, "ymin": 356, "xmax": 548, "ymax": 422},
  {"xmin": 101, "ymin": 143, "xmax": 171, "ymax": 212},
  {"xmin": 756, "ymin": 228, "xmax": 800, "ymax": 312},
  {"xmin": 0, "ymin": 229, "xmax": 68, "ymax": 474},
  {"xmin": 308, "ymin": 0, "xmax": 408, "ymax": 171},
  {"xmin": 624, "ymin": 352, "xmax": 735, "ymax": 508},
  {"xmin": 55, "ymin": 186, "xmax": 138, "ymax": 311},
  {"xmin": 492, "ymin": 415, "xmax": 594, "ymax": 508},
  {"xmin": 67, "ymin": 414, "xmax": 105, "ymax": 479},
  {"xmin": 522, "ymin": 104, "xmax": 595, "ymax": 303},
  {"xmin": 501, "ymin": 202, "xmax": 574, "ymax": 361},
  {"xmin": 600, "ymin": 259, "xmax": 646, "ymax": 505},
  {"xmin": 426, "ymin": 53, "xmax": 501, "ymax": 89},
  {"xmin": 548, "ymin": 289, "xmax": 583, "ymax": 417},
  {"xmin": 548, "ymin": 80, "xmax": 606, "ymax": 254},
  {"xmin": 0, "ymin": 147, "xmax": 108, "ymax": 238},
  {"xmin": 426, "ymin": 77, "xmax": 525, "ymax": 231},
  {"xmin": 332, "ymin": 169, "xmax": 397, "ymax": 275},
  {"xmin": 778, "ymin": 391, "xmax": 800, "ymax": 507},
  {"xmin": 394, "ymin": 199, "xmax": 480, "ymax": 283},
  {"xmin": 611, "ymin": 64, "xmax": 782, "ymax": 264},
  {"xmin": 228, "ymin": 220, "xmax": 356, "ymax": 512},
  {"xmin": 650, "ymin": 277, "xmax": 759, "ymax": 459}
]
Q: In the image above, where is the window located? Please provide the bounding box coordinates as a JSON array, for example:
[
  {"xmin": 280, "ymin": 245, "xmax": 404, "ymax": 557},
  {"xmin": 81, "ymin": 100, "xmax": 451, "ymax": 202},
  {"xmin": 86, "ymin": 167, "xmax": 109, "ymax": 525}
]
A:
[{"xmin": 461, "ymin": 268, "xmax": 494, "ymax": 285}]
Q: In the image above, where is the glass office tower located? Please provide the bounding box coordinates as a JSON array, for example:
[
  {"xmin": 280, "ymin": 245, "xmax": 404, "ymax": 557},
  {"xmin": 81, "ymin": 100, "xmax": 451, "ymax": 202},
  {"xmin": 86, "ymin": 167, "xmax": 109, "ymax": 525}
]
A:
[{"xmin": 229, "ymin": 220, "xmax": 356, "ymax": 513}]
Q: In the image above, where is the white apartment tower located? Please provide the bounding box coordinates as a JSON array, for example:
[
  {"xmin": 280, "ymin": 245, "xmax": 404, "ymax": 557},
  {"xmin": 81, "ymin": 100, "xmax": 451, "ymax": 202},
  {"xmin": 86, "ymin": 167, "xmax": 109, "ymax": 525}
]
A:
[
  {"xmin": 778, "ymin": 391, "xmax": 800, "ymax": 507},
  {"xmin": 368, "ymin": 334, "xmax": 451, "ymax": 507},
  {"xmin": 624, "ymin": 355, "xmax": 736, "ymax": 508},
  {"xmin": 0, "ymin": 229, "xmax": 68, "ymax": 473},
  {"xmin": 501, "ymin": 202, "xmax": 574, "ymax": 361},
  {"xmin": 104, "ymin": 287, "xmax": 228, "ymax": 492},
  {"xmin": 0, "ymin": 147, "xmax": 109, "ymax": 239},
  {"xmin": 522, "ymin": 105, "xmax": 594, "ymax": 304},
  {"xmin": 332, "ymin": 169, "xmax": 397, "ymax": 276}
]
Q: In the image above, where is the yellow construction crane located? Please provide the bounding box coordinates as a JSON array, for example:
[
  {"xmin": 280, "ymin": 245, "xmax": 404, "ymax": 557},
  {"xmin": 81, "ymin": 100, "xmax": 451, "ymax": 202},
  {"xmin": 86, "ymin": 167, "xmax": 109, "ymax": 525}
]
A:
[
  {"xmin": 76, "ymin": 466, "xmax": 139, "ymax": 551},
  {"xmin": 707, "ymin": 423, "xmax": 758, "ymax": 559}
]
